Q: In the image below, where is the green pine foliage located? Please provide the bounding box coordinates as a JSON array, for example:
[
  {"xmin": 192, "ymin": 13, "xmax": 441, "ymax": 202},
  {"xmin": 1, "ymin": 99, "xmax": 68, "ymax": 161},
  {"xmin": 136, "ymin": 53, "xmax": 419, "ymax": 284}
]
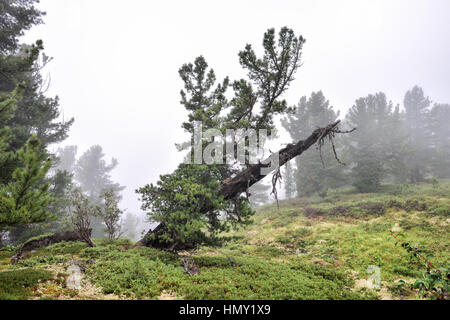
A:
[
  {"xmin": 281, "ymin": 91, "xmax": 344, "ymax": 196},
  {"xmin": 138, "ymin": 27, "xmax": 305, "ymax": 249},
  {"xmin": 0, "ymin": 0, "xmax": 45, "ymax": 53},
  {"xmin": 0, "ymin": 86, "xmax": 21, "ymax": 159},
  {"xmin": 0, "ymin": 135, "xmax": 55, "ymax": 230},
  {"xmin": 383, "ymin": 105, "xmax": 411, "ymax": 183},
  {"xmin": 0, "ymin": 0, "xmax": 74, "ymax": 243},
  {"xmin": 403, "ymin": 86, "xmax": 433, "ymax": 183},
  {"xmin": 344, "ymin": 93, "xmax": 399, "ymax": 192},
  {"xmin": 428, "ymin": 103, "xmax": 450, "ymax": 179},
  {"xmin": 137, "ymin": 164, "xmax": 253, "ymax": 249}
]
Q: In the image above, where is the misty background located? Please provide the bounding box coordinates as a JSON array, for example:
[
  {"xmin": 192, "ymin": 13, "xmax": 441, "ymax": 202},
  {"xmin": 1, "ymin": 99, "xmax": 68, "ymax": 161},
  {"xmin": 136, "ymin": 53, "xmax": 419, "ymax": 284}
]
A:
[{"xmin": 19, "ymin": 0, "xmax": 450, "ymax": 233}]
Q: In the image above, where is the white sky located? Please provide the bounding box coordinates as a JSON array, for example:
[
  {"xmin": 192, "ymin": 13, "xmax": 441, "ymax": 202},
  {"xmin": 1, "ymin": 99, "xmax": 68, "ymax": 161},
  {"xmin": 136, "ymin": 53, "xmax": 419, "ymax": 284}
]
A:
[{"xmin": 22, "ymin": 0, "xmax": 450, "ymax": 217}]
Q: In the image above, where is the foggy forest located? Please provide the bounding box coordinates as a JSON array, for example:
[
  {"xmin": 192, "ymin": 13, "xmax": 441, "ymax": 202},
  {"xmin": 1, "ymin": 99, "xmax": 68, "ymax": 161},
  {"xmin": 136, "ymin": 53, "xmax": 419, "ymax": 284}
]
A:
[{"xmin": 0, "ymin": 0, "xmax": 449, "ymax": 304}]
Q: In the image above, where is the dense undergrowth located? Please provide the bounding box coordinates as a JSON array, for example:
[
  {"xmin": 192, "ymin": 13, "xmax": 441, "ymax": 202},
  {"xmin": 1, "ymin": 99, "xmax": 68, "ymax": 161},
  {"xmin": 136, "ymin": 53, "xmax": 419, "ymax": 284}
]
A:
[
  {"xmin": 0, "ymin": 181, "xmax": 448, "ymax": 300},
  {"xmin": 0, "ymin": 269, "xmax": 54, "ymax": 299}
]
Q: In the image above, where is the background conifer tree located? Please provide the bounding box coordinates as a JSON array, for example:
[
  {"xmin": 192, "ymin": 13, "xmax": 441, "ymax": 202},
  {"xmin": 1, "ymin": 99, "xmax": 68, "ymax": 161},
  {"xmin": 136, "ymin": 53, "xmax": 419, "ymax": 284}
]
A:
[
  {"xmin": 403, "ymin": 86, "xmax": 432, "ymax": 183},
  {"xmin": 281, "ymin": 91, "xmax": 343, "ymax": 196}
]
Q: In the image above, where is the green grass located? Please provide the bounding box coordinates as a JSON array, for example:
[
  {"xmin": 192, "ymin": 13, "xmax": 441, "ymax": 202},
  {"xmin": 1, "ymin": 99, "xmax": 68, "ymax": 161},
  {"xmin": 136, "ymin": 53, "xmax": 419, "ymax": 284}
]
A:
[
  {"xmin": 81, "ymin": 246, "xmax": 371, "ymax": 299},
  {"xmin": 0, "ymin": 181, "xmax": 448, "ymax": 300},
  {"xmin": 0, "ymin": 247, "xmax": 15, "ymax": 260}
]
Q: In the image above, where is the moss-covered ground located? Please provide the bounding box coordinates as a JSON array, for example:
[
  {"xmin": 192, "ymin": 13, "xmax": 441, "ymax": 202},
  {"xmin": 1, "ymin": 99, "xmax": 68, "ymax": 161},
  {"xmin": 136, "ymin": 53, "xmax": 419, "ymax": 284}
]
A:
[{"xmin": 0, "ymin": 181, "xmax": 448, "ymax": 300}]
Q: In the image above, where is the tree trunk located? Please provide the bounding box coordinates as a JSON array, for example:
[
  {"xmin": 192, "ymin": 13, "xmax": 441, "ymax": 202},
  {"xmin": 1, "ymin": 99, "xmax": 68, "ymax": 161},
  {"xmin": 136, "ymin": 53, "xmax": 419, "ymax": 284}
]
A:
[{"xmin": 137, "ymin": 120, "xmax": 342, "ymax": 249}]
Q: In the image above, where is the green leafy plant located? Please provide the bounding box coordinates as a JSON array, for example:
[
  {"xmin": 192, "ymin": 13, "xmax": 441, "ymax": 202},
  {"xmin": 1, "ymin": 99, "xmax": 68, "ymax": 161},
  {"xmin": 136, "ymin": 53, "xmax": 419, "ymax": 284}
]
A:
[
  {"xmin": 412, "ymin": 268, "xmax": 449, "ymax": 300},
  {"xmin": 391, "ymin": 233, "xmax": 449, "ymax": 300}
]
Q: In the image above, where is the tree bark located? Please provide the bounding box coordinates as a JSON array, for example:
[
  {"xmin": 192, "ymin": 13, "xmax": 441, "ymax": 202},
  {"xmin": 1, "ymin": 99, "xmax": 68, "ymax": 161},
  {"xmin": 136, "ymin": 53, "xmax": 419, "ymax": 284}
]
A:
[
  {"xmin": 219, "ymin": 120, "xmax": 341, "ymax": 200},
  {"xmin": 137, "ymin": 120, "xmax": 342, "ymax": 249}
]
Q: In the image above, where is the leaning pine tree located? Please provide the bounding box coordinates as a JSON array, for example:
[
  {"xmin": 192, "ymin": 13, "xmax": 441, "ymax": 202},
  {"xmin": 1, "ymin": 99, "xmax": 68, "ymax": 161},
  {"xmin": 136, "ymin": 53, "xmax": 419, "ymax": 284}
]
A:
[
  {"xmin": 136, "ymin": 27, "xmax": 354, "ymax": 250},
  {"xmin": 0, "ymin": 83, "xmax": 55, "ymax": 231}
]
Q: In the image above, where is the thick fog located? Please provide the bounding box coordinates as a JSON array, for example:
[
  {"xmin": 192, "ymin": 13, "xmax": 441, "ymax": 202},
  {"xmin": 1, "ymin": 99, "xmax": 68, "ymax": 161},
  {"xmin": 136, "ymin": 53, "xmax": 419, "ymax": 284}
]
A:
[{"xmin": 20, "ymin": 0, "xmax": 450, "ymax": 228}]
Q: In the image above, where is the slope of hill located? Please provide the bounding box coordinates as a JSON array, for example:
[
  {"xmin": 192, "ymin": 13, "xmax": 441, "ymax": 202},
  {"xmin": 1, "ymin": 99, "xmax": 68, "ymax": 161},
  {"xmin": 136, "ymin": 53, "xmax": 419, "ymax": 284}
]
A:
[{"xmin": 0, "ymin": 182, "xmax": 448, "ymax": 300}]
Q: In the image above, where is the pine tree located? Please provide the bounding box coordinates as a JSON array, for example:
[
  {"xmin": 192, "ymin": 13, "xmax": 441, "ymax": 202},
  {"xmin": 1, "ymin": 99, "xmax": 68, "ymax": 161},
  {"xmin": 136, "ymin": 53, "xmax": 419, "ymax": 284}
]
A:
[
  {"xmin": 0, "ymin": 86, "xmax": 21, "ymax": 168},
  {"xmin": 428, "ymin": 103, "xmax": 450, "ymax": 178},
  {"xmin": 281, "ymin": 91, "xmax": 343, "ymax": 196},
  {"xmin": 384, "ymin": 105, "xmax": 411, "ymax": 183},
  {"xmin": 344, "ymin": 93, "xmax": 393, "ymax": 192},
  {"xmin": 137, "ymin": 27, "xmax": 305, "ymax": 249},
  {"xmin": 0, "ymin": 0, "xmax": 44, "ymax": 53},
  {"xmin": 403, "ymin": 86, "xmax": 432, "ymax": 182},
  {"xmin": 5, "ymin": 51, "xmax": 74, "ymax": 152},
  {"xmin": 120, "ymin": 212, "xmax": 143, "ymax": 242},
  {"xmin": 75, "ymin": 145, "xmax": 125, "ymax": 237},
  {"xmin": 75, "ymin": 145, "xmax": 124, "ymax": 201},
  {"xmin": 0, "ymin": 83, "xmax": 55, "ymax": 233},
  {"xmin": 0, "ymin": 135, "xmax": 54, "ymax": 230},
  {"xmin": 54, "ymin": 145, "xmax": 77, "ymax": 173},
  {"xmin": 0, "ymin": 0, "xmax": 75, "ymax": 243}
]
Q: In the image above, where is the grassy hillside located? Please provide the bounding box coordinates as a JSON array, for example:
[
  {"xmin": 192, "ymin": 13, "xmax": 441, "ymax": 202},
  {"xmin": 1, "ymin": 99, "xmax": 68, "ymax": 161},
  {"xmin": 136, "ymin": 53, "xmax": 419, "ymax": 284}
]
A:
[{"xmin": 0, "ymin": 182, "xmax": 448, "ymax": 300}]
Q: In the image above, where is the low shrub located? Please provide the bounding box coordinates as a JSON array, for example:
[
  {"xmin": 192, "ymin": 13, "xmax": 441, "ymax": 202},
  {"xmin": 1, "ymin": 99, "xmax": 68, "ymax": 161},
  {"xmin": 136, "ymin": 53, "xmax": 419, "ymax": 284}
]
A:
[
  {"xmin": 404, "ymin": 199, "xmax": 428, "ymax": 212},
  {"xmin": 15, "ymin": 254, "xmax": 68, "ymax": 267},
  {"xmin": 38, "ymin": 241, "xmax": 88, "ymax": 256},
  {"xmin": 0, "ymin": 246, "xmax": 16, "ymax": 260},
  {"xmin": 303, "ymin": 201, "xmax": 386, "ymax": 218},
  {"xmin": 303, "ymin": 207, "xmax": 325, "ymax": 217},
  {"xmin": 357, "ymin": 202, "xmax": 386, "ymax": 216},
  {"xmin": 0, "ymin": 269, "xmax": 53, "ymax": 299},
  {"xmin": 253, "ymin": 246, "xmax": 285, "ymax": 258},
  {"xmin": 80, "ymin": 244, "xmax": 124, "ymax": 259},
  {"xmin": 427, "ymin": 203, "xmax": 450, "ymax": 217},
  {"xmin": 276, "ymin": 228, "xmax": 313, "ymax": 249},
  {"xmin": 82, "ymin": 246, "xmax": 371, "ymax": 300}
]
